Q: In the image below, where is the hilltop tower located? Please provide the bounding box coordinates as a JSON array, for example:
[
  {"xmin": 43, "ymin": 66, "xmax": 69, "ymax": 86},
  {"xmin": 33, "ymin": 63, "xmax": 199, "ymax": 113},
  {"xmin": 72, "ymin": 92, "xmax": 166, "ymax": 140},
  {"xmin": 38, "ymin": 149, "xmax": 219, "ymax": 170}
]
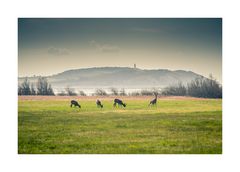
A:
[{"xmin": 134, "ymin": 64, "xmax": 136, "ymax": 69}]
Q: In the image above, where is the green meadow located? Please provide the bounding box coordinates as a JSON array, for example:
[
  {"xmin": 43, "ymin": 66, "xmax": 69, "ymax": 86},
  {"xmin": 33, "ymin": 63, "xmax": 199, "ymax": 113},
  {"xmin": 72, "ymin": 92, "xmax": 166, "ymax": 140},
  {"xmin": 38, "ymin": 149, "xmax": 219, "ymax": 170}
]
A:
[{"xmin": 18, "ymin": 97, "xmax": 222, "ymax": 154}]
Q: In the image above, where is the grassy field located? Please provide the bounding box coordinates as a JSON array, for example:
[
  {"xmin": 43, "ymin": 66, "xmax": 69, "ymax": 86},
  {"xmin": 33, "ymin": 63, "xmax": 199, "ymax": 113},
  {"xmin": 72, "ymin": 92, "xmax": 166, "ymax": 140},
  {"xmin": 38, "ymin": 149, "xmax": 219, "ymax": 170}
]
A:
[{"xmin": 18, "ymin": 96, "xmax": 222, "ymax": 154}]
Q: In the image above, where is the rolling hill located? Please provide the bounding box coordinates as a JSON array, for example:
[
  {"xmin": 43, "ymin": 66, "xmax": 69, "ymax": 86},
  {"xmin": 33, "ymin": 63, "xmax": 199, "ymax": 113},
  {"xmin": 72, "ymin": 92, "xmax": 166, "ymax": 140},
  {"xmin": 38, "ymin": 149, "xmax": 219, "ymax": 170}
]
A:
[{"xmin": 18, "ymin": 67, "xmax": 205, "ymax": 89}]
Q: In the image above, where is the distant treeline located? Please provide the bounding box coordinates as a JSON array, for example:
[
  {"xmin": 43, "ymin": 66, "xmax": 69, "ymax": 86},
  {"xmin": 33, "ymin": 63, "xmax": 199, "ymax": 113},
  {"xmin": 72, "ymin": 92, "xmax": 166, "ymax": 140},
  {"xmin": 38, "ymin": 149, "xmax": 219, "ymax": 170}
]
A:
[
  {"xmin": 18, "ymin": 75, "xmax": 222, "ymax": 98},
  {"xmin": 161, "ymin": 75, "xmax": 222, "ymax": 98},
  {"xmin": 18, "ymin": 77, "xmax": 55, "ymax": 95},
  {"xmin": 56, "ymin": 88, "xmax": 157, "ymax": 96}
]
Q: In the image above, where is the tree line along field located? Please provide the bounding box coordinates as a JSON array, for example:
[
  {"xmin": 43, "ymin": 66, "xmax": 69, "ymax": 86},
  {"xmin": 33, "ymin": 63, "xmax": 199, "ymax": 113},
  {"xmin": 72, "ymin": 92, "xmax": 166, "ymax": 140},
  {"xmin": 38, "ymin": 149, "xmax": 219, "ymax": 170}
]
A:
[{"xmin": 18, "ymin": 96, "xmax": 222, "ymax": 154}]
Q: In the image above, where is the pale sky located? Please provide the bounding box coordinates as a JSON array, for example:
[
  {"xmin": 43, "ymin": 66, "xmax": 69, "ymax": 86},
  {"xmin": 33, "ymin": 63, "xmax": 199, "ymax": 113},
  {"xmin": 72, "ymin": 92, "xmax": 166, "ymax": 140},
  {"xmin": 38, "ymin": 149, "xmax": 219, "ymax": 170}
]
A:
[{"xmin": 18, "ymin": 18, "xmax": 222, "ymax": 82}]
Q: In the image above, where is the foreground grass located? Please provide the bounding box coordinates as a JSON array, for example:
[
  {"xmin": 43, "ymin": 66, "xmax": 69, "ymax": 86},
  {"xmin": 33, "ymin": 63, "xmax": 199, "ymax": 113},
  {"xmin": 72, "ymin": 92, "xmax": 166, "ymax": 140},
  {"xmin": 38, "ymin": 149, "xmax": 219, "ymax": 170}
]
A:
[{"xmin": 18, "ymin": 97, "xmax": 222, "ymax": 154}]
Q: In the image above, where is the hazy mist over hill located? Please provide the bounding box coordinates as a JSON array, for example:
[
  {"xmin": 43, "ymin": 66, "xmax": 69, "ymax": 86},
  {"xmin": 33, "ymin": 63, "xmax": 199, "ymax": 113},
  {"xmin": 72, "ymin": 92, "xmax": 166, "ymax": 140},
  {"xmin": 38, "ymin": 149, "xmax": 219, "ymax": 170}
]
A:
[{"xmin": 18, "ymin": 67, "xmax": 205, "ymax": 94}]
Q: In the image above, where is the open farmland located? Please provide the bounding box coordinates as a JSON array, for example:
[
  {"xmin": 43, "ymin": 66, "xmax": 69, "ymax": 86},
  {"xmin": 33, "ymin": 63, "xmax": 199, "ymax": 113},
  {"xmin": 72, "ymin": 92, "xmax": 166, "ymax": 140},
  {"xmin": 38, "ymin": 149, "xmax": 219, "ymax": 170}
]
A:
[{"xmin": 18, "ymin": 96, "xmax": 222, "ymax": 154}]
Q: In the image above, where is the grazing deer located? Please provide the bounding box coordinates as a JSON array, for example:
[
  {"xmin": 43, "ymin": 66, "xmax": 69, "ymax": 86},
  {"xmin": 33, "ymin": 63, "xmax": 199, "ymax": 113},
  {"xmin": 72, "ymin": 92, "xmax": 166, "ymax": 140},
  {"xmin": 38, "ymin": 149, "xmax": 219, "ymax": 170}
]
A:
[
  {"xmin": 149, "ymin": 93, "xmax": 158, "ymax": 106},
  {"xmin": 113, "ymin": 98, "xmax": 126, "ymax": 107},
  {"xmin": 70, "ymin": 100, "xmax": 81, "ymax": 108},
  {"xmin": 96, "ymin": 99, "xmax": 103, "ymax": 108}
]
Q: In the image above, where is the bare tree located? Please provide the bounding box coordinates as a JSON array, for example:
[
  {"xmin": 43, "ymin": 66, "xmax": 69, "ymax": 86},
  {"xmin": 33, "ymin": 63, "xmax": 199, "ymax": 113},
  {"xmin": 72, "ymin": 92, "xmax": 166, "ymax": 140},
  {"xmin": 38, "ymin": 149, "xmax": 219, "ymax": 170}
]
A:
[
  {"xmin": 20, "ymin": 78, "xmax": 31, "ymax": 95},
  {"xmin": 47, "ymin": 84, "xmax": 55, "ymax": 95},
  {"xmin": 94, "ymin": 89, "xmax": 107, "ymax": 96},
  {"xmin": 161, "ymin": 75, "xmax": 222, "ymax": 98},
  {"xmin": 65, "ymin": 87, "xmax": 77, "ymax": 96},
  {"xmin": 110, "ymin": 87, "xmax": 118, "ymax": 96},
  {"xmin": 119, "ymin": 88, "xmax": 127, "ymax": 96},
  {"xmin": 79, "ymin": 90, "xmax": 86, "ymax": 96},
  {"xmin": 18, "ymin": 85, "xmax": 23, "ymax": 95},
  {"xmin": 162, "ymin": 82, "xmax": 186, "ymax": 96},
  {"xmin": 187, "ymin": 75, "xmax": 222, "ymax": 98},
  {"xmin": 30, "ymin": 83, "xmax": 36, "ymax": 95},
  {"xmin": 36, "ymin": 77, "xmax": 55, "ymax": 95}
]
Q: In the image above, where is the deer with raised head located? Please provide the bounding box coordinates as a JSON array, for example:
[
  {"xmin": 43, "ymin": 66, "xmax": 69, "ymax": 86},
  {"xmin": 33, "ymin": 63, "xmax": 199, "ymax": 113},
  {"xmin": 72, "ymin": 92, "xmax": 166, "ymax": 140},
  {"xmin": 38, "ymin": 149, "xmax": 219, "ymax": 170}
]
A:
[{"xmin": 149, "ymin": 93, "xmax": 158, "ymax": 106}]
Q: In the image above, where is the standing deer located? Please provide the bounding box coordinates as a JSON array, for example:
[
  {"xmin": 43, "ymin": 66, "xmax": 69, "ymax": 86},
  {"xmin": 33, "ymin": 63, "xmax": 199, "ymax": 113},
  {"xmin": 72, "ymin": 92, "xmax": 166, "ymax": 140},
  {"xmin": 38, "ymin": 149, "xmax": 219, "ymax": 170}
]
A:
[
  {"xmin": 113, "ymin": 98, "xmax": 126, "ymax": 107},
  {"xmin": 149, "ymin": 93, "xmax": 158, "ymax": 106},
  {"xmin": 96, "ymin": 99, "xmax": 103, "ymax": 108},
  {"xmin": 70, "ymin": 100, "xmax": 81, "ymax": 108}
]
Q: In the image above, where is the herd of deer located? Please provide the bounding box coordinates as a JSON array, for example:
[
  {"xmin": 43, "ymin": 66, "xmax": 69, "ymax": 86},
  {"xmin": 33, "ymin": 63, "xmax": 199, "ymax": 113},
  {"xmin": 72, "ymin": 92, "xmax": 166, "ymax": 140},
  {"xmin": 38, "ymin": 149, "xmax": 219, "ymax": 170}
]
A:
[{"xmin": 70, "ymin": 94, "xmax": 158, "ymax": 109}]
